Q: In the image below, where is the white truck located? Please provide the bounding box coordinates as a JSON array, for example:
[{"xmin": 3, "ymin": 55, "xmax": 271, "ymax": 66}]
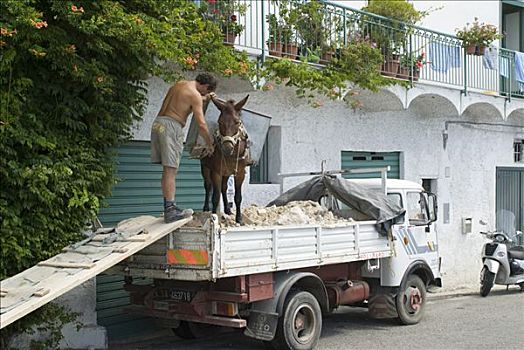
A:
[{"xmin": 108, "ymin": 173, "xmax": 441, "ymax": 350}]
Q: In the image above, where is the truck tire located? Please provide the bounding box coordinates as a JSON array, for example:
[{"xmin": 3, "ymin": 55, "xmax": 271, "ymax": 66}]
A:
[
  {"xmin": 480, "ymin": 267, "xmax": 495, "ymax": 297},
  {"xmin": 396, "ymin": 275, "xmax": 426, "ymax": 325},
  {"xmin": 270, "ymin": 291, "xmax": 322, "ymax": 350}
]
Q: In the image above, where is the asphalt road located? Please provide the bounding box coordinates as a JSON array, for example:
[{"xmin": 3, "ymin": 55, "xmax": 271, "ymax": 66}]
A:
[{"xmin": 112, "ymin": 288, "xmax": 524, "ymax": 350}]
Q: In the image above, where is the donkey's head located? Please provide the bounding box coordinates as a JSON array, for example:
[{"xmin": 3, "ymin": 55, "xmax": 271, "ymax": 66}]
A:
[{"xmin": 212, "ymin": 95, "xmax": 249, "ymax": 156}]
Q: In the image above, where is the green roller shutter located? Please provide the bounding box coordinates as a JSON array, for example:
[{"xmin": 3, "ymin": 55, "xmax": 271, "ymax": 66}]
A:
[
  {"xmin": 496, "ymin": 167, "xmax": 524, "ymax": 245},
  {"xmin": 341, "ymin": 151, "xmax": 400, "ymax": 179},
  {"xmin": 96, "ymin": 141, "xmax": 204, "ymax": 340}
]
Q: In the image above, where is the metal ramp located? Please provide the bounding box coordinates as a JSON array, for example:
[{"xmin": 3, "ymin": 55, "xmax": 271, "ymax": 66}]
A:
[{"xmin": 0, "ymin": 215, "xmax": 191, "ymax": 328}]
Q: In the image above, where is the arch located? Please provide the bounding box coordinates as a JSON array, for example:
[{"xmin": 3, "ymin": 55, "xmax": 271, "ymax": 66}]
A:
[
  {"xmin": 506, "ymin": 108, "xmax": 524, "ymax": 125},
  {"xmin": 407, "ymin": 93, "xmax": 459, "ymax": 117},
  {"xmin": 343, "ymin": 87, "xmax": 404, "ymax": 112},
  {"xmin": 461, "ymin": 102, "xmax": 504, "ymax": 121}
]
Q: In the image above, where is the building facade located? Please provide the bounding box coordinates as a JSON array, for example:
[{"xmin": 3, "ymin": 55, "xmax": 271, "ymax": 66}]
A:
[{"xmin": 53, "ymin": 0, "xmax": 524, "ymax": 347}]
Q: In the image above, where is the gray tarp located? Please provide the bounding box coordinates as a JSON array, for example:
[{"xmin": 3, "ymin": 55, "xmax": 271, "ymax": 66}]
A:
[{"xmin": 267, "ymin": 175, "xmax": 405, "ymax": 235}]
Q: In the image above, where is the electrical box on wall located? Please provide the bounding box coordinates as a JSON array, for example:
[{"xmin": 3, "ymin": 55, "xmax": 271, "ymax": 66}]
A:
[{"xmin": 462, "ymin": 217, "xmax": 473, "ymax": 234}]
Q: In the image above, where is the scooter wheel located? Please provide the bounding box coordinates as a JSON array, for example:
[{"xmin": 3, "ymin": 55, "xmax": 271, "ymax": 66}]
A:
[
  {"xmin": 519, "ymin": 282, "xmax": 524, "ymax": 291},
  {"xmin": 480, "ymin": 267, "xmax": 495, "ymax": 297}
]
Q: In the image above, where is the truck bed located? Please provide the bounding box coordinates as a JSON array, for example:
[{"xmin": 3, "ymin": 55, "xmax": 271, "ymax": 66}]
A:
[{"xmin": 109, "ymin": 215, "xmax": 392, "ymax": 281}]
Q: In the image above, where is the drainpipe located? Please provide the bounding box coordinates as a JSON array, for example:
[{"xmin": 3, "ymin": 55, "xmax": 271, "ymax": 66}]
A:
[
  {"xmin": 261, "ymin": 1, "xmax": 266, "ymax": 64},
  {"xmin": 462, "ymin": 46, "xmax": 468, "ymax": 96}
]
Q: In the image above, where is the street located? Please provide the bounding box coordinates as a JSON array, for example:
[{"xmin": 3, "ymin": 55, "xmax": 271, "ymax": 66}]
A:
[{"xmin": 112, "ymin": 288, "xmax": 524, "ymax": 350}]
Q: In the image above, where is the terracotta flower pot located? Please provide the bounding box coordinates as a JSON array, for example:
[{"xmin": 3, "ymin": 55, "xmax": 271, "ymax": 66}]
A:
[
  {"xmin": 283, "ymin": 43, "xmax": 299, "ymax": 59},
  {"xmin": 268, "ymin": 41, "xmax": 283, "ymax": 57},
  {"xmin": 411, "ymin": 70, "xmax": 420, "ymax": 82},
  {"xmin": 224, "ymin": 33, "xmax": 237, "ymax": 46},
  {"xmin": 476, "ymin": 46, "xmax": 486, "ymax": 56},
  {"xmin": 320, "ymin": 51, "xmax": 334, "ymax": 64},
  {"xmin": 382, "ymin": 59, "xmax": 400, "ymax": 77},
  {"xmin": 466, "ymin": 45, "xmax": 476, "ymax": 55},
  {"xmin": 396, "ymin": 67, "xmax": 410, "ymax": 80}
]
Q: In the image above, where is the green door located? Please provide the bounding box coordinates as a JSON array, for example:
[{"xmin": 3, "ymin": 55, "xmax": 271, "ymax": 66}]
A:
[
  {"xmin": 341, "ymin": 151, "xmax": 400, "ymax": 179},
  {"xmin": 496, "ymin": 167, "xmax": 524, "ymax": 244},
  {"xmin": 96, "ymin": 141, "xmax": 204, "ymax": 340}
]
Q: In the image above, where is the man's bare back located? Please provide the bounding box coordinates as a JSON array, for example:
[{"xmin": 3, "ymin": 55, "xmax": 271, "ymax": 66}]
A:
[{"xmin": 157, "ymin": 80, "xmax": 201, "ymax": 127}]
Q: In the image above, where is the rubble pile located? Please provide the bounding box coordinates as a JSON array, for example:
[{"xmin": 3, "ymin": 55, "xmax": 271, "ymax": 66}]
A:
[{"xmin": 186, "ymin": 201, "xmax": 352, "ymax": 228}]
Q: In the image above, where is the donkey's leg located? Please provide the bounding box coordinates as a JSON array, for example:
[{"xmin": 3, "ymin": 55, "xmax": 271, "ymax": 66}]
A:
[
  {"xmin": 201, "ymin": 165, "xmax": 212, "ymax": 212},
  {"xmin": 234, "ymin": 169, "xmax": 245, "ymax": 224},
  {"xmin": 221, "ymin": 176, "xmax": 232, "ymax": 215},
  {"xmin": 211, "ymin": 172, "xmax": 222, "ymax": 214}
]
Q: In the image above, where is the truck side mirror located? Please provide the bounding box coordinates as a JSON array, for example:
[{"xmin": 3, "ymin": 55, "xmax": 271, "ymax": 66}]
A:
[{"xmin": 427, "ymin": 193, "xmax": 437, "ymax": 223}]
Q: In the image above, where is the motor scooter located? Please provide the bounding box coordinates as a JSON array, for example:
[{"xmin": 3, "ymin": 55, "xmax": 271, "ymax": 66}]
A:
[{"xmin": 480, "ymin": 217, "xmax": 524, "ymax": 296}]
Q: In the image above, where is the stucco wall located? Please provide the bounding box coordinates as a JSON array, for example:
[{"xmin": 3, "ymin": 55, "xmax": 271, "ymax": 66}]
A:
[{"xmin": 134, "ymin": 73, "xmax": 523, "ymax": 291}]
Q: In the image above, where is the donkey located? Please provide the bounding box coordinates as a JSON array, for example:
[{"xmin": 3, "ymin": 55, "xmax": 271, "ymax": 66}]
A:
[{"xmin": 200, "ymin": 95, "xmax": 251, "ymax": 224}]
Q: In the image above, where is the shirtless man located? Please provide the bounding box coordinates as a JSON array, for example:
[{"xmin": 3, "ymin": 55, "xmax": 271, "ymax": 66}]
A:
[{"xmin": 151, "ymin": 73, "xmax": 217, "ymax": 223}]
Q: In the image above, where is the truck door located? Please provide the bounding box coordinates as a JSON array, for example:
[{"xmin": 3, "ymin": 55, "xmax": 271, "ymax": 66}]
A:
[{"xmin": 405, "ymin": 192, "xmax": 437, "ymax": 257}]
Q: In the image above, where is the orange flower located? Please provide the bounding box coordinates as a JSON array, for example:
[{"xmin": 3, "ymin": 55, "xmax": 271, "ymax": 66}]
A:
[
  {"xmin": 73, "ymin": 64, "xmax": 78, "ymax": 72},
  {"xmin": 223, "ymin": 68, "xmax": 233, "ymax": 76},
  {"xmin": 30, "ymin": 48, "xmax": 46, "ymax": 57},
  {"xmin": 0, "ymin": 40, "xmax": 6, "ymax": 47},
  {"xmin": 96, "ymin": 76, "xmax": 104, "ymax": 83},
  {"xmin": 66, "ymin": 44, "xmax": 76, "ymax": 53},
  {"xmin": 239, "ymin": 62, "xmax": 248, "ymax": 73},
  {"xmin": 71, "ymin": 5, "xmax": 84, "ymax": 13},
  {"xmin": 184, "ymin": 56, "xmax": 198, "ymax": 68},
  {"xmin": 31, "ymin": 20, "xmax": 48, "ymax": 29},
  {"xmin": 262, "ymin": 82, "xmax": 274, "ymax": 91},
  {"xmin": 0, "ymin": 28, "xmax": 7, "ymax": 36}
]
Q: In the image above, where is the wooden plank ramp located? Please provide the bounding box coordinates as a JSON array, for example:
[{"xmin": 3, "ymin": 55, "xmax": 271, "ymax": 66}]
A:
[{"xmin": 0, "ymin": 215, "xmax": 191, "ymax": 329}]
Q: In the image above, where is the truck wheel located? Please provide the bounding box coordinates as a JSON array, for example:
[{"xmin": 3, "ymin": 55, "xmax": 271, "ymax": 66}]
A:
[
  {"xmin": 270, "ymin": 291, "xmax": 322, "ymax": 350},
  {"xmin": 396, "ymin": 275, "xmax": 426, "ymax": 325},
  {"xmin": 480, "ymin": 267, "xmax": 495, "ymax": 297}
]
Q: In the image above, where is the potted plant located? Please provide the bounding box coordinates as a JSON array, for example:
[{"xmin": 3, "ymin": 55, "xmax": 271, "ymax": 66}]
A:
[
  {"xmin": 398, "ymin": 51, "xmax": 427, "ymax": 81},
  {"xmin": 267, "ymin": 13, "xmax": 284, "ymax": 56},
  {"xmin": 266, "ymin": 1, "xmax": 299, "ymax": 58},
  {"xmin": 363, "ymin": 0, "xmax": 427, "ymax": 76},
  {"xmin": 266, "ymin": 12, "xmax": 296, "ymax": 58},
  {"xmin": 456, "ymin": 18, "xmax": 503, "ymax": 55},
  {"xmin": 289, "ymin": 0, "xmax": 327, "ymax": 61},
  {"xmin": 206, "ymin": 0, "xmax": 247, "ymax": 46}
]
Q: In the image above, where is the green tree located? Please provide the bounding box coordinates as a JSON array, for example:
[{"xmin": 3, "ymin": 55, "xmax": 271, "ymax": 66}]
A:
[{"xmin": 0, "ymin": 0, "xmax": 251, "ymax": 346}]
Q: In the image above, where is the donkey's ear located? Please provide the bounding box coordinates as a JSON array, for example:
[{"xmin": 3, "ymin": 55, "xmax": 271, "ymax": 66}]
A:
[
  {"xmin": 234, "ymin": 95, "xmax": 249, "ymax": 111},
  {"xmin": 212, "ymin": 98, "xmax": 225, "ymax": 111}
]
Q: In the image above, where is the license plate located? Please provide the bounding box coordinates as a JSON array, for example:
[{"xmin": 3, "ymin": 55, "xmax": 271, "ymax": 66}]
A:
[{"xmin": 170, "ymin": 290, "xmax": 193, "ymax": 302}]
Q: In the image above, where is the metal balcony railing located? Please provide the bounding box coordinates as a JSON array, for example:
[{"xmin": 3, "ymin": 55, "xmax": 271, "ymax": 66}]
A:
[{"xmin": 204, "ymin": 0, "xmax": 524, "ymax": 100}]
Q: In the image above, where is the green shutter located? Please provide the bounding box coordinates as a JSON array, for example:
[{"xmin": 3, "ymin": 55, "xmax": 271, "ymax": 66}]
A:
[
  {"xmin": 341, "ymin": 151, "xmax": 400, "ymax": 179},
  {"xmin": 96, "ymin": 141, "xmax": 204, "ymax": 340},
  {"xmin": 496, "ymin": 168, "xmax": 524, "ymax": 244}
]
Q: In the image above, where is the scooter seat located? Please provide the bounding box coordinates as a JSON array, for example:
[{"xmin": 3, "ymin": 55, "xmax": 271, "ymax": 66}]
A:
[{"xmin": 508, "ymin": 246, "xmax": 524, "ymax": 260}]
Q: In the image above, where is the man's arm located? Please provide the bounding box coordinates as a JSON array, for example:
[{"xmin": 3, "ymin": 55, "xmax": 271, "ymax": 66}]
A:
[{"xmin": 191, "ymin": 94, "xmax": 213, "ymax": 148}]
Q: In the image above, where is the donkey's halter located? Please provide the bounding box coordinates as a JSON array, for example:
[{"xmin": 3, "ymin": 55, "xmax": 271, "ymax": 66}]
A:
[
  {"xmin": 215, "ymin": 119, "xmax": 249, "ymax": 176},
  {"xmin": 215, "ymin": 120, "xmax": 248, "ymax": 147}
]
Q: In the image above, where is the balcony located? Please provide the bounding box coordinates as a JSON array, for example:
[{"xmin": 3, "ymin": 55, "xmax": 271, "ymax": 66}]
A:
[{"xmin": 207, "ymin": 0, "xmax": 524, "ymax": 101}]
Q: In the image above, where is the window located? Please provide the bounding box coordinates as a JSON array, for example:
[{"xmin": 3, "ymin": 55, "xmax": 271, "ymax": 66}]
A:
[
  {"xmin": 406, "ymin": 192, "xmax": 428, "ymax": 225},
  {"xmin": 514, "ymin": 139, "xmax": 524, "ymax": 163},
  {"xmin": 387, "ymin": 193, "xmax": 404, "ymax": 224},
  {"xmin": 250, "ymin": 126, "xmax": 281, "ymax": 184},
  {"xmin": 250, "ymin": 133, "xmax": 269, "ymax": 183}
]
